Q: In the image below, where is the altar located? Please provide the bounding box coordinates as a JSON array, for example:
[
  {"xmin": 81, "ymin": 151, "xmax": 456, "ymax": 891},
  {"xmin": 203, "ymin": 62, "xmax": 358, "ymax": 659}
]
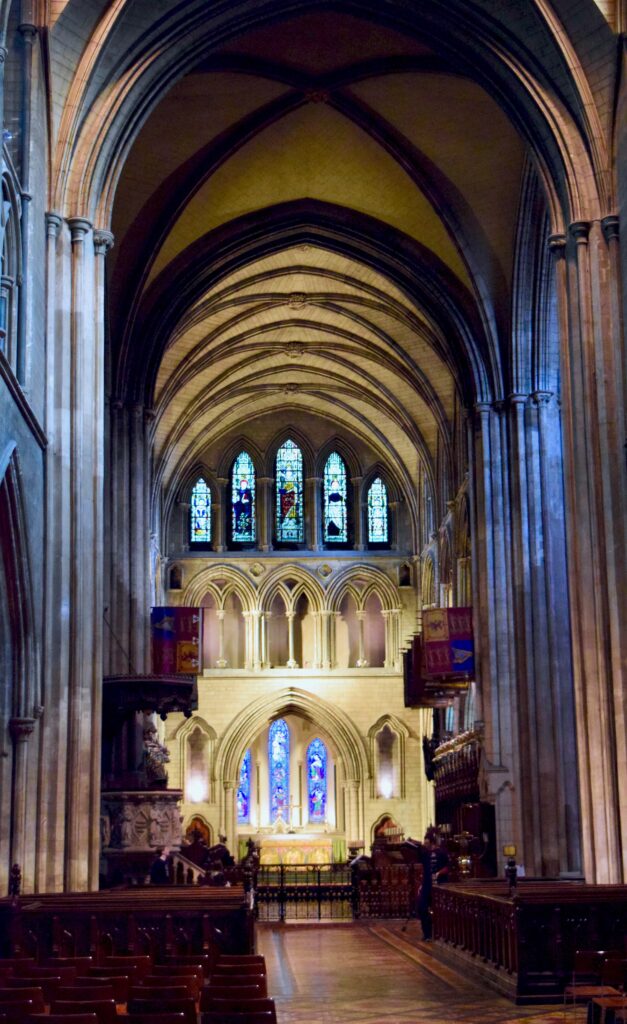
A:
[{"xmin": 239, "ymin": 832, "xmax": 346, "ymax": 864}]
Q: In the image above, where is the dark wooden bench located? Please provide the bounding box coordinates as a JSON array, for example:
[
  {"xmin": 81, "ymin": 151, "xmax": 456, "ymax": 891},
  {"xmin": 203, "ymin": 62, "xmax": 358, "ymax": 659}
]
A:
[
  {"xmin": 431, "ymin": 881, "xmax": 627, "ymax": 1004},
  {"xmin": 0, "ymin": 887, "xmax": 253, "ymax": 963}
]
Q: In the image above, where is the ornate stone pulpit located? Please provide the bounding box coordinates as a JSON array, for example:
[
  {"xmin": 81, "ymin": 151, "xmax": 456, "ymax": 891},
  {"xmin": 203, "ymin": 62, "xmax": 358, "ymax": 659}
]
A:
[{"xmin": 100, "ymin": 673, "xmax": 198, "ymax": 886}]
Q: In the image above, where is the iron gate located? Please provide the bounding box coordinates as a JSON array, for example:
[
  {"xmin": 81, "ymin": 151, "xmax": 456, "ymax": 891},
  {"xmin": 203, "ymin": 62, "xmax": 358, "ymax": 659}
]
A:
[{"xmin": 254, "ymin": 863, "xmax": 420, "ymax": 921}]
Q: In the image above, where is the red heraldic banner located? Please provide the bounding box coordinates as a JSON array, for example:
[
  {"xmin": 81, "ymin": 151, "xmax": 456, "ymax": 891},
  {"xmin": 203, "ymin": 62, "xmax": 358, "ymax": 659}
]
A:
[
  {"xmin": 422, "ymin": 607, "xmax": 474, "ymax": 677},
  {"xmin": 151, "ymin": 607, "xmax": 202, "ymax": 674}
]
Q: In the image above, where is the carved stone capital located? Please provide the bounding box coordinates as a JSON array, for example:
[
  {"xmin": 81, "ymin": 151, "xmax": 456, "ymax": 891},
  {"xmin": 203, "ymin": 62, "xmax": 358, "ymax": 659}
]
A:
[
  {"xmin": 569, "ymin": 220, "xmax": 590, "ymax": 244},
  {"xmin": 547, "ymin": 233, "xmax": 567, "ymax": 258},
  {"xmin": 9, "ymin": 717, "xmax": 36, "ymax": 743},
  {"xmin": 18, "ymin": 23, "xmax": 38, "ymax": 41},
  {"xmin": 93, "ymin": 228, "xmax": 115, "ymax": 256},
  {"xmin": 601, "ymin": 215, "xmax": 619, "ymax": 244},
  {"xmin": 45, "ymin": 211, "xmax": 63, "ymax": 238},
  {"xmin": 67, "ymin": 216, "xmax": 92, "ymax": 245},
  {"xmin": 474, "ymin": 401, "xmax": 492, "ymax": 418},
  {"xmin": 531, "ymin": 390, "xmax": 554, "ymax": 407},
  {"xmin": 0, "ymin": 46, "xmax": 8, "ymax": 64}
]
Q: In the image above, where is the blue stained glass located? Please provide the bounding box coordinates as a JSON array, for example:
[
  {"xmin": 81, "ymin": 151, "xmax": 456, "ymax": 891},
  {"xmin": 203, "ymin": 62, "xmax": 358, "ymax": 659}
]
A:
[
  {"xmin": 190, "ymin": 478, "xmax": 212, "ymax": 544},
  {"xmin": 269, "ymin": 718, "xmax": 289, "ymax": 824},
  {"xmin": 231, "ymin": 451, "xmax": 256, "ymax": 542},
  {"xmin": 237, "ymin": 749, "xmax": 251, "ymax": 824},
  {"xmin": 307, "ymin": 738, "xmax": 327, "ymax": 823},
  {"xmin": 367, "ymin": 477, "xmax": 388, "ymax": 544},
  {"xmin": 276, "ymin": 439, "xmax": 304, "ymax": 543},
  {"xmin": 323, "ymin": 452, "xmax": 347, "ymax": 543}
]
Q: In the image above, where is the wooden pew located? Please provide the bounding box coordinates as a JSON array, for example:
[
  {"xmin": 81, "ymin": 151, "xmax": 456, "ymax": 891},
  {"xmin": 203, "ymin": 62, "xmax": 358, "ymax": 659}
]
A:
[
  {"xmin": 0, "ymin": 887, "xmax": 252, "ymax": 962},
  {"xmin": 431, "ymin": 881, "xmax": 627, "ymax": 1004}
]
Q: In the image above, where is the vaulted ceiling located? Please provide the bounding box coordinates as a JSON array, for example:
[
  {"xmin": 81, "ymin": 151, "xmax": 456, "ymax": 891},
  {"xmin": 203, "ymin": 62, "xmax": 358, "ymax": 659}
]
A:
[{"xmin": 43, "ymin": 2, "xmax": 616, "ymax": 508}]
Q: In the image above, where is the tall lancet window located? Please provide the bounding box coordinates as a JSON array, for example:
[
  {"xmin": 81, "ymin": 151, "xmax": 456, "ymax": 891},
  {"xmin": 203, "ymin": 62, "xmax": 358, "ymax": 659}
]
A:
[
  {"xmin": 237, "ymin": 749, "xmax": 252, "ymax": 824},
  {"xmin": 323, "ymin": 452, "xmax": 347, "ymax": 543},
  {"xmin": 269, "ymin": 718, "xmax": 289, "ymax": 824},
  {"xmin": 275, "ymin": 439, "xmax": 304, "ymax": 543},
  {"xmin": 190, "ymin": 477, "xmax": 212, "ymax": 545},
  {"xmin": 230, "ymin": 451, "xmax": 256, "ymax": 543},
  {"xmin": 307, "ymin": 738, "xmax": 327, "ymax": 823},
  {"xmin": 367, "ymin": 477, "xmax": 388, "ymax": 544}
]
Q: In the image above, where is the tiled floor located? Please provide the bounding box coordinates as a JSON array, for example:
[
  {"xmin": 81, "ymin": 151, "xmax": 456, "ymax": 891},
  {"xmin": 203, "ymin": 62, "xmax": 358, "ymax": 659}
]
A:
[{"xmin": 258, "ymin": 920, "xmax": 577, "ymax": 1024}]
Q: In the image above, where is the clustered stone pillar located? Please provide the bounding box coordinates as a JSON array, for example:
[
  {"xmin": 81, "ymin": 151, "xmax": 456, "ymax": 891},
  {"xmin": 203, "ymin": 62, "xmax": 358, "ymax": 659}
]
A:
[
  {"xmin": 39, "ymin": 215, "xmax": 117, "ymax": 889},
  {"xmin": 549, "ymin": 221, "xmax": 626, "ymax": 882}
]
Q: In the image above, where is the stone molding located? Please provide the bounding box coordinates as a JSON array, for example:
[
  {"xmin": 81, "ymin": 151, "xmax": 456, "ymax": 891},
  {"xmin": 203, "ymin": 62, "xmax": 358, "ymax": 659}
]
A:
[{"xmin": 101, "ymin": 790, "xmax": 183, "ymax": 851}]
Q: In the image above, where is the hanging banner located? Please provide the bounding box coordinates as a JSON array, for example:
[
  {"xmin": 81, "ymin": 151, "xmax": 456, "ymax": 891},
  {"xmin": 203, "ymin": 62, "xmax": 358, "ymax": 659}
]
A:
[
  {"xmin": 151, "ymin": 607, "xmax": 202, "ymax": 674},
  {"xmin": 422, "ymin": 607, "xmax": 474, "ymax": 677}
]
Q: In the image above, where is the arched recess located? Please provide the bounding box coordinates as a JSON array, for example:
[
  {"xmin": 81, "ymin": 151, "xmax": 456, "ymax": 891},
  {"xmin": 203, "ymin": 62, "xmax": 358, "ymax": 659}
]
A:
[
  {"xmin": 421, "ymin": 550, "xmax": 437, "ymax": 609},
  {"xmin": 173, "ymin": 715, "xmax": 217, "ymax": 805},
  {"xmin": 259, "ymin": 564, "xmax": 325, "ymax": 614},
  {"xmin": 0, "ymin": 443, "xmax": 39, "ymax": 890},
  {"xmin": 182, "ymin": 564, "xmax": 257, "ymax": 612},
  {"xmin": 165, "ymin": 460, "xmax": 219, "ymax": 553},
  {"xmin": 217, "ymin": 685, "xmax": 367, "ymax": 781},
  {"xmin": 0, "ymin": 170, "xmax": 22, "ymax": 372},
  {"xmin": 367, "ymin": 714, "xmax": 411, "ymax": 800},
  {"xmin": 327, "ymin": 564, "xmax": 399, "ymax": 613}
]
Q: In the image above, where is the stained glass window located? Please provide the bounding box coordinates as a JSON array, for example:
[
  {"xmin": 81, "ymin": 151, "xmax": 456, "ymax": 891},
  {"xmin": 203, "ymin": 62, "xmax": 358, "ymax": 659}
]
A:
[
  {"xmin": 231, "ymin": 451, "xmax": 256, "ymax": 543},
  {"xmin": 237, "ymin": 749, "xmax": 251, "ymax": 824},
  {"xmin": 323, "ymin": 452, "xmax": 347, "ymax": 543},
  {"xmin": 367, "ymin": 477, "xmax": 388, "ymax": 544},
  {"xmin": 190, "ymin": 477, "xmax": 212, "ymax": 544},
  {"xmin": 275, "ymin": 439, "xmax": 304, "ymax": 543},
  {"xmin": 269, "ymin": 718, "xmax": 289, "ymax": 824},
  {"xmin": 307, "ymin": 738, "xmax": 327, "ymax": 823}
]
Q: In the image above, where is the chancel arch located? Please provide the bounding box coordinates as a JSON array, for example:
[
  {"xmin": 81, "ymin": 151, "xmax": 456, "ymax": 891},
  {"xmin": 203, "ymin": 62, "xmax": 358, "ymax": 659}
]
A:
[{"xmin": 215, "ymin": 687, "xmax": 370, "ymax": 851}]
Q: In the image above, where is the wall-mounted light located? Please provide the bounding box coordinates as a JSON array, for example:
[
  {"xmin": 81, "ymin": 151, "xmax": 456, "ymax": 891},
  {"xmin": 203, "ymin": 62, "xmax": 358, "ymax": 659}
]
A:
[{"xmin": 187, "ymin": 776, "xmax": 207, "ymax": 803}]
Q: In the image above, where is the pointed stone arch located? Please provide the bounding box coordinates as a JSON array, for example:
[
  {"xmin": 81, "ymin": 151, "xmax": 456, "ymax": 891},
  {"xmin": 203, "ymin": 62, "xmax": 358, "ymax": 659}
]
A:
[
  {"xmin": 182, "ymin": 564, "xmax": 257, "ymax": 612},
  {"xmin": 367, "ymin": 714, "xmax": 413, "ymax": 799},
  {"xmin": 259, "ymin": 563, "xmax": 325, "ymax": 614},
  {"xmin": 216, "ymin": 686, "xmax": 368, "ymax": 786},
  {"xmin": 327, "ymin": 564, "xmax": 399, "ymax": 613}
]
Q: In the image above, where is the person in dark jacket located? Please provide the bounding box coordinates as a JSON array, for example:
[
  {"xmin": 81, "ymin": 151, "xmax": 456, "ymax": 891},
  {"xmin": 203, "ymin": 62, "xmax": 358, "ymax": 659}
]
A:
[
  {"xmin": 149, "ymin": 846, "xmax": 171, "ymax": 884},
  {"xmin": 416, "ymin": 838, "xmax": 450, "ymax": 940}
]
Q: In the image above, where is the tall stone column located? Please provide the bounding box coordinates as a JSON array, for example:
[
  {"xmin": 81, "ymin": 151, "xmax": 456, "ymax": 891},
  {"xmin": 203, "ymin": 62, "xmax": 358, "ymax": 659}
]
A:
[
  {"xmin": 344, "ymin": 779, "xmax": 361, "ymax": 846},
  {"xmin": 286, "ymin": 611, "xmax": 298, "ymax": 668},
  {"xmin": 355, "ymin": 611, "xmax": 368, "ymax": 667},
  {"xmin": 223, "ymin": 780, "xmax": 236, "ymax": 853},
  {"xmin": 215, "ymin": 610, "xmax": 228, "ymax": 668},
  {"xmin": 257, "ymin": 477, "xmax": 273, "ymax": 550},
  {"xmin": 306, "ymin": 476, "xmax": 321, "ymax": 549},
  {"xmin": 65, "ymin": 217, "xmax": 101, "ymax": 890},
  {"xmin": 551, "ymin": 222, "xmax": 626, "ymax": 881},
  {"xmin": 129, "ymin": 403, "xmax": 148, "ymax": 672},
  {"xmin": 469, "ymin": 401, "xmax": 523, "ymax": 865},
  {"xmin": 250, "ymin": 609, "xmax": 262, "ymax": 671},
  {"xmin": 9, "ymin": 717, "xmax": 35, "ymax": 882},
  {"xmin": 351, "ymin": 477, "xmax": 363, "ymax": 548}
]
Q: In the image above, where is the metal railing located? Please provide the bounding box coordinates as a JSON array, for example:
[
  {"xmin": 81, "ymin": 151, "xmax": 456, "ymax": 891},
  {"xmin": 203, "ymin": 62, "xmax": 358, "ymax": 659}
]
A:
[{"xmin": 254, "ymin": 863, "xmax": 420, "ymax": 921}]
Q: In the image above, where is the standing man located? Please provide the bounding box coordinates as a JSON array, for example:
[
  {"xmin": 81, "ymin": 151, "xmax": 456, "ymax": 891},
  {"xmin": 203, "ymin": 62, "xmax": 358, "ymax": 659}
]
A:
[{"xmin": 417, "ymin": 836, "xmax": 450, "ymax": 940}]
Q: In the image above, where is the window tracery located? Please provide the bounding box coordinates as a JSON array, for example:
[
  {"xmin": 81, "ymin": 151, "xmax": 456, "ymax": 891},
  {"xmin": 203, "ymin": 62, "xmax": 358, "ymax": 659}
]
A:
[
  {"xmin": 275, "ymin": 439, "xmax": 304, "ymax": 543},
  {"xmin": 323, "ymin": 452, "xmax": 348, "ymax": 543},
  {"xmin": 269, "ymin": 718, "xmax": 289, "ymax": 824},
  {"xmin": 307, "ymin": 737, "xmax": 327, "ymax": 823},
  {"xmin": 230, "ymin": 451, "xmax": 256, "ymax": 543},
  {"xmin": 237, "ymin": 748, "xmax": 252, "ymax": 824},
  {"xmin": 190, "ymin": 477, "xmax": 211, "ymax": 545},
  {"xmin": 367, "ymin": 477, "xmax": 388, "ymax": 544}
]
